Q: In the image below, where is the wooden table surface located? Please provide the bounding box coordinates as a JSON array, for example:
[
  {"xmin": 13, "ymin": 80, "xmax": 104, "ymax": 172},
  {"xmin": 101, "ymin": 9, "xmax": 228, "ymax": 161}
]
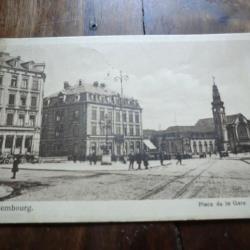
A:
[{"xmin": 1, "ymin": 1, "xmax": 250, "ymax": 249}]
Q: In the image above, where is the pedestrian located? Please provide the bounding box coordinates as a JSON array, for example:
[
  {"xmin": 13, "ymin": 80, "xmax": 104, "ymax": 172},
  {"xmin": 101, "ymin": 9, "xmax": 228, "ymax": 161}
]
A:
[
  {"xmin": 128, "ymin": 152, "xmax": 135, "ymax": 170},
  {"xmin": 176, "ymin": 152, "xmax": 182, "ymax": 165},
  {"xmin": 73, "ymin": 154, "xmax": 77, "ymax": 163},
  {"xmin": 159, "ymin": 151, "xmax": 164, "ymax": 166},
  {"xmin": 143, "ymin": 151, "xmax": 149, "ymax": 170},
  {"xmin": 92, "ymin": 152, "xmax": 97, "ymax": 165},
  {"xmin": 136, "ymin": 152, "xmax": 142, "ymax": 170},
  {"xmin": 11, "ymin": 156, "xmax": 19, "ymax": 179},
  {"xmin": 89, "ymin": 153, "xmax": 93, "ymax": 165}
]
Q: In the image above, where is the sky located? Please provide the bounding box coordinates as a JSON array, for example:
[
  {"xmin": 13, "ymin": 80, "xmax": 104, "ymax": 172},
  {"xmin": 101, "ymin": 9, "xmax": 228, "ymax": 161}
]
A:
[{"xmin": 1, "ymin": 34, "xmax": 250, "ymax": 130}]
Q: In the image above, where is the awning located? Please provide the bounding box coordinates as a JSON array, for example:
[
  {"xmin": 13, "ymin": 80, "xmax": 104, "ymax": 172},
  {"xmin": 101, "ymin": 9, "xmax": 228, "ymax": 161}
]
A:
[{"xmin": 143, "ymin": 139, "xmax": 156, "ymax": 150}]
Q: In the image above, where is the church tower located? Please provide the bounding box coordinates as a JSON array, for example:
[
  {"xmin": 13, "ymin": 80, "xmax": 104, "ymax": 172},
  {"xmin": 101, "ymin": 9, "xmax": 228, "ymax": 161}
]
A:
[{"xmin": 211, "ymin": 77, "xmax": 228, "ymax": 152}]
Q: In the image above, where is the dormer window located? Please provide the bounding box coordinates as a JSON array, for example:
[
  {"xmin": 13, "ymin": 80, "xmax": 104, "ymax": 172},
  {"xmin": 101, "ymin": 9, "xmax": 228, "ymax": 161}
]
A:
[{"xmin": 75, "ymin": 95, "xmax": 80, "ymax": 102}]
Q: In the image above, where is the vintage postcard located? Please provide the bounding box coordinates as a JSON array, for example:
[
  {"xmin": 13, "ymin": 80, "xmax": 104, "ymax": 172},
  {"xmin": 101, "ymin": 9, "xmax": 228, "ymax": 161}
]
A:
[{"xmin": 0, "ymin": 34, "xmax": 250, "ymax": 223}]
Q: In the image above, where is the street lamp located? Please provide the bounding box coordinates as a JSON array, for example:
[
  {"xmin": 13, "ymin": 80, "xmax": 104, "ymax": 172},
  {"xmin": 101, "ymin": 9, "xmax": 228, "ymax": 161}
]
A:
[
  {"xmin": 100, "ymin": 113, "xmax": 112, "ymax": 165},
  {"xmin": 114, "ymin": 70, "xmax": 128, "ymax": 157}
]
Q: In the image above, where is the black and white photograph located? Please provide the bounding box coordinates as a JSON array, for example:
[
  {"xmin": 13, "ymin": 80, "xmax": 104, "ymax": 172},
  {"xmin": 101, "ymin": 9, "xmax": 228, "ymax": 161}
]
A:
[{"xmin": 0, "ymin": 34, "xmax": 250, "ymax": 222}]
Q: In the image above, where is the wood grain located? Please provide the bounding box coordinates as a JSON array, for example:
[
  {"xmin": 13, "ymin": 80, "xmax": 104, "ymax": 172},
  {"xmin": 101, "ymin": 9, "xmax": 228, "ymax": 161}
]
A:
[
  {"xmin": 143, "ymin": 0, "xmax": 250, "ymax": 34},
  {"xmin": 1, "ymin": 0, "xmax": 250, "ymax": 249},
  {"xmin": 84, "ymin": 0, "xmax": 143, "ymax": 35}
]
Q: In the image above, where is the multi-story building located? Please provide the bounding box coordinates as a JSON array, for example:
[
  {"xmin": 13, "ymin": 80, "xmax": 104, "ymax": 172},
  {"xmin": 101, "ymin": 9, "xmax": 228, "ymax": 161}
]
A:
[
  {"xmin": 40, "ymin": 80, "xmax": 143, "ymax": 158},
  {"xmin": 0, "ymin": 52, "xmax": 46, "ymax": 156}
]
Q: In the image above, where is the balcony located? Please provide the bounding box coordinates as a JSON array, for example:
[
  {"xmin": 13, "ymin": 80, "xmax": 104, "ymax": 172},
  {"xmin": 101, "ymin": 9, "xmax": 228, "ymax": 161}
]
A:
[
  {"xmin": 19, "ymin": 105, "xmax": 27, "ymax": 110},
  {"xmin": 7, "ymin": 104, "xmax": 15, "ymax": 108},
  {"xmin": 30, "ymin": 106, "xmax": 38, "ymax": 111}
]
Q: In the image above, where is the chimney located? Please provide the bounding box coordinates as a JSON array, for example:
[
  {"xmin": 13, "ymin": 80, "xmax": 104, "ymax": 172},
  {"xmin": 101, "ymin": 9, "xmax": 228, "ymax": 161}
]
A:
[
  {"xmin": 0, "ymin": 52, "xmax": 10, "ymax": 57},
  {"xmin": 64, "ymin": 81, "xmax": 70, "ymax": 90},
  {"xmin": 79, "ymin": 79, "xmax": 83, "ymax": 86},
  {"xmin": 93, "ymin": 81, "xmax": 99, "ymax": 87}
]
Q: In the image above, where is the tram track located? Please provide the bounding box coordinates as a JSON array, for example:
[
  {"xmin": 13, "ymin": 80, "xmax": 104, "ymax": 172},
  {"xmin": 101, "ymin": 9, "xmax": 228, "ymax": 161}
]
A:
[{"xmin": 139, "ymin": 160, "xmax": 216, "ymax": 200}]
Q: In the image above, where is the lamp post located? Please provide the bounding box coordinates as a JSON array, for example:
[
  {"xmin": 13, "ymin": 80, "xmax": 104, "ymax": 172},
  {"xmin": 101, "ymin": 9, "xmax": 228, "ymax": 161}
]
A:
[
  {"xmin": 100, "ymin": 113, "xmax": 112, "ymax": 165},
  {"xmin": 114, "ymin": 70, "xmax": 128, "ymax": 158}
]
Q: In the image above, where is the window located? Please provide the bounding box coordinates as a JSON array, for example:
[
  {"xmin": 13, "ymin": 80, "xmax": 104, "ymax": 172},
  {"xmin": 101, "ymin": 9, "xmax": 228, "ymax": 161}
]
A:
[
  {"xmin": 0, "ymin": 75, "xmax": 3, "ymax": 85},
  {"xmin": 91, "ymin": 123, "xmax": 97, "ymax": 135},
  {"xmin": 55, "ymin": 128, "xmax": 60, "ymax": 137},
  {"xmin": 31, "ymin": 96, "xmax": 37, "ymax": 107},
  {"xmin": 129, "ymin": 125, "xmax": 134, "ymax": 136},
  {"xmin": 73, "ymin": 125, "xmax": 79, "ymax": 137},
  {"xmin": 116, "ymin": 125, "xmax": 121, "ymax": 135},
  {"xmin": 193, "ymin": 141, "xmax": 197, "ymax": 154},
  {"xmin": 55, "ymin": 111, "xmax": 64, "ymax": 122},
  {"xmin": 100, "ymin": 110, "xmax": 105, "ymax": 121},
  {"xmin": 8, "ymin": 94, "xmax": 15, "ymax": 105},
  {"xmin": 15, "ymin": 136, "xmax": 23, "ymax": 148},
  {"xmin": 135, "ymin": 112, "xmax": 140, "ymax": 123},
  {"xmin": 107, "ymin": 110, "xmax": 112, "ymax": 121},
  {"xmin": 25, "ymin": 136, "xmax": 32, "ymax": 152},
  {"xmin": 129, "ymin": 111, "xmax": 133, "ymax": 123},
  {"xmin": 135, "ymin": 125, "xmax": 140, "ymax": 136},
  {"xmin": 20, "ymin": 96, "xmax": 26, "ymax": 106},
  {"xmin": 21, "ymin": 77, "xmax": 28, "ymax": 89},
  {"xmin": 6, "ymin": 113, "xmax": 14, "ymax": 126},
  {"xmin": 5, "ymin": 135, "xmax": 14, "ymax": 148},
  {"xmin": 73, "ymin": 110, "xmax": 79, "ymax": 120},
  {"xmin": 123, "ymin": 125, "xmax": 127, "ymax": 136},
  {"xmin": 32, "ymin": 78, "xmax": 39, "ymax": 90},
  {"xmin": 116, "ymin": 111, "xmax": 120, "ymax": 122},
  {"xmin": 29, "ymin": 115, "xmax": 35, "ymax": 127},
  {"xmin": 237, "ymin": 123, "xmax": 248, "ymax": 140},
  {"xmin": 18, "ymin": 114, "xmax": 25, "ymax": 126},
  {"xmin": 122, "ymin": 111, "xmax": 127, "ymax": 122},
  {"xmin": 10, "ymin": 75, "xmax": 18, "ymax": 88},
  {"xmin": 92, "ymin": 108, "xmax": 97, "ymax": 120},
  {"xmin": 100, "ymin": 126, "xmax": 105, "ymax": 136}
]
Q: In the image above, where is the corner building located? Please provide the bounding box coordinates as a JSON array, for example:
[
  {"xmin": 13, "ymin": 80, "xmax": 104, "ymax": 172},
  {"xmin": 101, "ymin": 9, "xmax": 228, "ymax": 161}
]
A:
[
  {"xmin": 40, "ymin": 81, "xmax": 143, "ymax": 158},
  {"xmin": 0, "ymin": 52, "xmax": 46, "ymax": 156}
]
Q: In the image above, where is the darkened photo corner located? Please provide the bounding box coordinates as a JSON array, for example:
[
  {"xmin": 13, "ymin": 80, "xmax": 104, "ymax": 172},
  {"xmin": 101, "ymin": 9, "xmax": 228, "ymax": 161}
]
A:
[{"xmin": 0, "ymin": 35, "xmax": 250, "ymax": 203}]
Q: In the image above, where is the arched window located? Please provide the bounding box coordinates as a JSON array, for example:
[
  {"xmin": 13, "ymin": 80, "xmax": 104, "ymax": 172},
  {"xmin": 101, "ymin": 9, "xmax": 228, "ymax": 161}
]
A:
[
  {"xmin": 237, "ymin": 123, "xmax": 248, "ymax": 140},
  {"xmin": 199, "ymin": 141, "xmax": 203, "ymax": 153},
  {"xmin": 204, "ymin": 141, "xmax": 208, "ymax": 153},
  {"xmin": 193, "ymin": 141, "xmax": 197, "ymax": 154},
  {"xmin": 209, "ymin": 141, "xmax": 213, "ymax": 153}
]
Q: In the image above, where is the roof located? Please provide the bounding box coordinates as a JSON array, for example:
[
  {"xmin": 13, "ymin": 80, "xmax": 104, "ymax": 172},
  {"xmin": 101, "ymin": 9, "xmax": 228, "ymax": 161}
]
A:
[
  {"xmin": 0, "ymin": 52, "xmax": 45, "ymax": 74},
  {"xmin": 158, "ymin": 113, "xmax": 249, "ymax": 136},
  {"xmin": 47, "ymin": 82, "xmax": 117, "ymax": 98},
  {"xmin": 195, "ymin": 118, "xmax": 215, "ymax": 132},
  {"xmin": 165, "ymin": 126, "xmax": 196, "ymax": 133}
]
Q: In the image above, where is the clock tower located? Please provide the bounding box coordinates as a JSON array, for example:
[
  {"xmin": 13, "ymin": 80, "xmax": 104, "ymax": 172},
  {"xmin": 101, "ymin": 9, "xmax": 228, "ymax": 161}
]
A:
[{"xmin": 211, "ymin": 77, "xmax": 228, "ymax": 152}]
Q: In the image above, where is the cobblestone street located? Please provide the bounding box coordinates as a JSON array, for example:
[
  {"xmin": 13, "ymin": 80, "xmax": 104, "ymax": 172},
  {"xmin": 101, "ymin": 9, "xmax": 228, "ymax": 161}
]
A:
[{"xmin": 0, "ymin": 156, "xmax": 250, "ymax": 201}]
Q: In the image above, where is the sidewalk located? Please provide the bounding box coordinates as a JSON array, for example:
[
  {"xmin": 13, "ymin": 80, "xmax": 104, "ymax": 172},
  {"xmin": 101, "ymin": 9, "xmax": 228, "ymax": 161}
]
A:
[{"xmin": 0, "ymin": 160, "xmax": 169, "ymax": 172}]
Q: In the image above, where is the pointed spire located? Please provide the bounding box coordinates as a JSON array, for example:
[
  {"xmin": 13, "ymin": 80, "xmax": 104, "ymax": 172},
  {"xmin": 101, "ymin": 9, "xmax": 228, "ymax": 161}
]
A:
[{"xmin": 212, "ymin": 76, "xmax": 221, "ymax": 102}]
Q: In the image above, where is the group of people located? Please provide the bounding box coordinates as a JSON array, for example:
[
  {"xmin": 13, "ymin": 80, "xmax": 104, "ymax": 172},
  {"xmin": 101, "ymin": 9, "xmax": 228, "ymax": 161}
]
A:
[{"xmin": 128, "ymin": 151, "xmax": 149, "ymax": 170}]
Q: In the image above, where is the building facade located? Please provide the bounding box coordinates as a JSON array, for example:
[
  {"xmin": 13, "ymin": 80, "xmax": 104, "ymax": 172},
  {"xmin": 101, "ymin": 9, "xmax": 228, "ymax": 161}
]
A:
[
  {"xmin": 212, "ymin": 82, "xmax": 250, "ymax": 153},
  {"xmin": 144, "ymin": 82, "xmax": 250, "ymax": 155},
  {"xmin": 0, "ymin": 52, "xmax": 46, "ymax": 156},
  {"xmin": 147, "ymin": 122, "xmax": 216, "ymax": 156},
  {"xmin": 40, "ymin": 80, "xmax": 143, "ymax": 158}
]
